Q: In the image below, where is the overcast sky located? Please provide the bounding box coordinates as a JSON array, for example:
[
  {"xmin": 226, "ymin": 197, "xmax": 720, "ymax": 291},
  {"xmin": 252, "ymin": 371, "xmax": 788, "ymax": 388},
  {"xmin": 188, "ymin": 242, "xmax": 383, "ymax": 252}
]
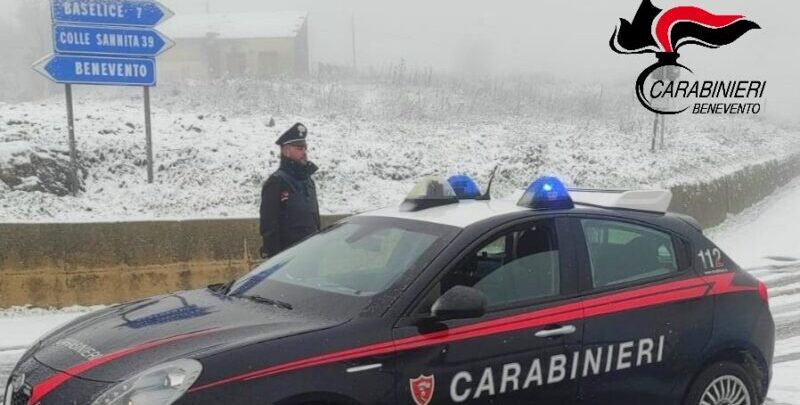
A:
[
  {"xmin": 166, "ymin": 0, "xmax": 799, "ymax": 116},
  {"xmin": 3, "ymin": 0, "xmax": 798, "ymax": 117},
  {"xmin": 155, "ymin": 0, "xmax": 785, "ymax": 74}
]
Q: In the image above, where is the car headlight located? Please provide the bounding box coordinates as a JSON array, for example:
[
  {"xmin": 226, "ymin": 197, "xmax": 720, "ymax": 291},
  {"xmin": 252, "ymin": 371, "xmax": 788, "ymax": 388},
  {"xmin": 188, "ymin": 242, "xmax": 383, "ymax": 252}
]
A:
[{"xmin": 90, "ymin": 359, "xmax": 202, "ymax": 405}]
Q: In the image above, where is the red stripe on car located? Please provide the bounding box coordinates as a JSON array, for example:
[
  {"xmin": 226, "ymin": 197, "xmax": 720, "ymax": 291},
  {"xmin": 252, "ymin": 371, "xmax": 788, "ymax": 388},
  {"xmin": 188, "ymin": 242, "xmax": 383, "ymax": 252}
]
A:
[
  {"xmin": 188, "ymin": 273, "xmax": 755, "ymax": 394},
  {"xmin": 28, "ymin": 329, "xmax": 217, "ymax": 405}
]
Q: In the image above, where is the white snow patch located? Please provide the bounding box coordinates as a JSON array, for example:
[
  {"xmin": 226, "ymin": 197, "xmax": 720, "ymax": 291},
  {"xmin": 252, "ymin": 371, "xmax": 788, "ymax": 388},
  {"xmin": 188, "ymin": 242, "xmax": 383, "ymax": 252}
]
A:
[
  {"xmin": 0, "ymin": 306, "xmax": 105, "ymax": 349},
  {"xmin": 0, "ymin": 305, "xmax": 106, "ymax": 319},
  {"xmin": 707, "ymin": 177, "xmax": 800, "ymax": 270},
  {"xmin": 0, "ymin": 140, "xmax": 32, "ymax": 168},
  {"xmin": 768, "ymin": 360, "xmax": 800, "ymax": 404},
  {"xmin": 15, "ymin": 175, "xmax": 39, "ymax": 188},
  {"xmin": 776, "ymin": 336, "xmax": 800, "ymax": 358}
]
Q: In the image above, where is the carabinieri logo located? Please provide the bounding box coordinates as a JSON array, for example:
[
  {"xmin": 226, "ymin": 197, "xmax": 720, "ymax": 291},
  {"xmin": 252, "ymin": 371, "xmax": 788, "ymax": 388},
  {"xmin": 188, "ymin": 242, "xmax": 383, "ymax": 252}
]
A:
[{"xmin": 611, "ymin": 0, "xmax": 763, "ymax": 115}]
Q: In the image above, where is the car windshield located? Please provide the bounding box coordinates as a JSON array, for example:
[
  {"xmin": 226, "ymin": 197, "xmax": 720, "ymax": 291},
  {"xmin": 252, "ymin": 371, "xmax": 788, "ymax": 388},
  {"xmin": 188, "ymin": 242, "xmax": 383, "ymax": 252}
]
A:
[{"xmin": 228, "ymin": 217, "xmax": 456, "ymax": 306}]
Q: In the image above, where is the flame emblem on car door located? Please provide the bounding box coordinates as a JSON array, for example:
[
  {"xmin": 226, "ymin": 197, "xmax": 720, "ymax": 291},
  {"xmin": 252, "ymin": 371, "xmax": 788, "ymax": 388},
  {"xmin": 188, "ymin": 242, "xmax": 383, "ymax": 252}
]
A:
[{"xmin": 409, "ymin": 374, "xmax": 435, "ymax": 405}]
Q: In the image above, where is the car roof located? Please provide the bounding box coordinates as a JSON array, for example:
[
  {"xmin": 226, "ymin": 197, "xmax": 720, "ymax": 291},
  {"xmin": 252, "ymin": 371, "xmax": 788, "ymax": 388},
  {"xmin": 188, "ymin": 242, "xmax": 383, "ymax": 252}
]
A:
[
  {"xmin": 359, "ymin": 199, "xmax": 530, "ymax": 228},
  {"xmin": 357, "ymin": 196, "xmax": 694, "ymax": 232}
]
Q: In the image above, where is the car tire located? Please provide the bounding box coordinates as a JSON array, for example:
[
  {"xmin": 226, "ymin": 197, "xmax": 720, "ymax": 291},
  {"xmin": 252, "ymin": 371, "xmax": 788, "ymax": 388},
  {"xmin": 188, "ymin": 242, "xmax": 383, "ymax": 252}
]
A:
[{"xmin": 683, "ymin": 361, "xmax": 759, "ymax": 405}]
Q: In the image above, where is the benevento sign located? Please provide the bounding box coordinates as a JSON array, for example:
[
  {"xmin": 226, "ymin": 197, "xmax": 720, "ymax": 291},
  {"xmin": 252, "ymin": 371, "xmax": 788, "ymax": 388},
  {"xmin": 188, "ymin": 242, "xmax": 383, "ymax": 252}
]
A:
[
  {"xmin": 34, "ymin": 54, "xmax": 155, "ymax": 86},
  {"xmin": 611, "ymin": 0, "xmax": 765, "ymax": 115}
]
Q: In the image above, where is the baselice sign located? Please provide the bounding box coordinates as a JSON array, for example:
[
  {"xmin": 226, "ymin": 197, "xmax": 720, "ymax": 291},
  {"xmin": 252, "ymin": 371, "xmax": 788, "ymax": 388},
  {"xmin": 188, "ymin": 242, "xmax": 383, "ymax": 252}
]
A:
[{"xmin": 52, "ymin": 0, "xmax": 173, "ymax": 27}]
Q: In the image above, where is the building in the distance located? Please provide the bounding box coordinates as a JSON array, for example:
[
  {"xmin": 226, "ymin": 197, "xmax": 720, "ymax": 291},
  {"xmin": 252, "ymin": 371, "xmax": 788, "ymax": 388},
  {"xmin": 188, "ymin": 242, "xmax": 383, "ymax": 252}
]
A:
[{"xmin": 158, "ymin": 11, "xmax": 309, "ymax": 79}]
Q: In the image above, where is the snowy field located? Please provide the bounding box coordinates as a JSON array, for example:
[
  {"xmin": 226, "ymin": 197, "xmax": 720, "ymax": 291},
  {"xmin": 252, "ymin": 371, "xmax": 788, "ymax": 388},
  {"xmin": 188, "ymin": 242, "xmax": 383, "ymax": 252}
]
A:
[
  {"xmin": 1, "ymin": 78, "xmax": 799, "ymax": 222},
  {"xmin": 1, "ymin": 178, "xmax": 800, "ymax": 403}
]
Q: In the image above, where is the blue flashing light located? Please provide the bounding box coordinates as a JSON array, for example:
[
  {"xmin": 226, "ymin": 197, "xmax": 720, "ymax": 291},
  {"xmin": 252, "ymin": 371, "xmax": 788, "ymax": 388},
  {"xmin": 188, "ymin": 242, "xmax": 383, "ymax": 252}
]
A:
[
  {"xmin": 447, "ymin": 175, "xmax": 482, "ymax": 200},
  {"xmin": 518, "ymin": 176, "xmax": 574, "ymax": 210}
]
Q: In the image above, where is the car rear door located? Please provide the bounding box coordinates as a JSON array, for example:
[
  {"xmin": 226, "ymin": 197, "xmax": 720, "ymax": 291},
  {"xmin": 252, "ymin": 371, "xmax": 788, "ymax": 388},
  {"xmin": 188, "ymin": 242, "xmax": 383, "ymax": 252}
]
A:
[
  {"xmin": 391, "ymin": 217, "xmax": 583, "ymax": 405},
  {"xmin": 570, "ymin": 216, "xmax": 713, "ymax": 405}
]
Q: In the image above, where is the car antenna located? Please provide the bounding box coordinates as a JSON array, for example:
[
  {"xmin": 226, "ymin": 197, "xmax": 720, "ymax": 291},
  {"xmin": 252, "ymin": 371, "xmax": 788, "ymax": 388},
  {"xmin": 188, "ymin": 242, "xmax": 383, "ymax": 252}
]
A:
[{"xmin": 476, "ymin": 165, "xmax": 498, "ymax": 201}]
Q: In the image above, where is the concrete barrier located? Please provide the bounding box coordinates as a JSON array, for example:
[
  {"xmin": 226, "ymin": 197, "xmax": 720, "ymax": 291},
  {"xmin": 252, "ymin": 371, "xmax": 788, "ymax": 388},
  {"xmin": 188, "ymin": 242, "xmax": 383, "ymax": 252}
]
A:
[
  {"xmin": 1, "ymin": 152, "xmax": 798, "ymax": 308},
  {"xmin": 669, "ymin": 153, "xmax": 800, "ymax": 228},
  {"xmin": 0, "ymin": 216, "xmax": 347, "ymax": 307}
]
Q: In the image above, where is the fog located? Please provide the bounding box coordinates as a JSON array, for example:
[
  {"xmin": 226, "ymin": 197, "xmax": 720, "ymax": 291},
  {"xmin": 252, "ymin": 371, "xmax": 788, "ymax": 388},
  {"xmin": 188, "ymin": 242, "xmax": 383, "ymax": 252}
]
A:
[{"xmin": 1, "ymin": 0, "xmax": 798, "ymax": 119}]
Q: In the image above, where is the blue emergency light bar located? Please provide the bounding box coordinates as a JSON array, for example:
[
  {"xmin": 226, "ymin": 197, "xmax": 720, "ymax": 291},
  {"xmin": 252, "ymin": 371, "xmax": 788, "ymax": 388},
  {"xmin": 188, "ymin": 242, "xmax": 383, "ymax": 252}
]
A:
[
  {"xmin": 447, "ymin": 175, "xmax": 482, "ymax": 200},
  {"xmin": 518, "ymin": 176, "xmax": 574, "ymax": 210}
]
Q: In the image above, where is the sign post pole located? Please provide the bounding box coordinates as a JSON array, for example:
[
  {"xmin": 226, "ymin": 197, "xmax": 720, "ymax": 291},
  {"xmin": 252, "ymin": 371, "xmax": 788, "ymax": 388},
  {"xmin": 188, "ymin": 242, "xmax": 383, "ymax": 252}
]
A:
[
  {"xmin": 651, "ymin": 113, "xmax": 658, "ymax": 153},
  {"xmin": 144, "ymin": 86, "xmax": 154, "ymax": 183},
  {"xmin": 65, "ymin": 84, "xmax": 79, "ymax": 196}
]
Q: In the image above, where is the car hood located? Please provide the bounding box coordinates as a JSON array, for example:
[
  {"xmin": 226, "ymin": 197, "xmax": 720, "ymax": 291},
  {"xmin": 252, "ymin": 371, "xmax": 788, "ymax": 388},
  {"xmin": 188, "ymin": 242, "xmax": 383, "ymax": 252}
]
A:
[{"xmin": 32, "ymin": 288, "xmax": 342, "ymax": 382}]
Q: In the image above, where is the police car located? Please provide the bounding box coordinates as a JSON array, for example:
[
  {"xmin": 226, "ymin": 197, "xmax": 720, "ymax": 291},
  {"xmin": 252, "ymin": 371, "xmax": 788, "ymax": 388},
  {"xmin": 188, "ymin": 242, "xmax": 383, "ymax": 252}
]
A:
[{"xmin": 4, "ymin": 175, "xmax": 774, "ymax": 405}]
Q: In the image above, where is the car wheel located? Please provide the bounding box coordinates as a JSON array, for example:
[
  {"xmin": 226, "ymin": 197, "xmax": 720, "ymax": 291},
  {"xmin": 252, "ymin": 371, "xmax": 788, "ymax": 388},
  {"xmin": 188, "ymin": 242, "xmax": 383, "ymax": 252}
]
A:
[{"xmin": 684, "ymin": 362, "xmax": 758, "ymax": 405}]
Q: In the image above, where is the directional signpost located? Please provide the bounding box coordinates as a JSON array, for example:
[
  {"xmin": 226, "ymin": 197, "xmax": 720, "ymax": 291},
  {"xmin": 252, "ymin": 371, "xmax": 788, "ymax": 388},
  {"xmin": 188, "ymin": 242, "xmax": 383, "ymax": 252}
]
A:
[
  {"xmin": 34, "ymin": 54, "xmax": 157, "ymax": 86},
  {"xmin": 33, "ymin": 0, "xmax": 175, "ymax": 194},
  {"xmin": 52, "ymin": 25, "xmax": 174, "ymax": 57},
  {"xmin": 51, "ymin": 0, "xmax": 173, "ymax": 27}
]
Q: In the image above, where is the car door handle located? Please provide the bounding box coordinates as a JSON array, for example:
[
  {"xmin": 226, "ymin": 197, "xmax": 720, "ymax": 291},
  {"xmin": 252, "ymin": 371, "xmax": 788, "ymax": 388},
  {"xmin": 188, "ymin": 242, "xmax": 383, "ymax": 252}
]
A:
[
  {"xmin": 346, "ymin": 363, "xmax": 383, "ymax": 373},
  {"xmin": 534, "ymin": 325, "xmax": 576, "ymax": 338}
]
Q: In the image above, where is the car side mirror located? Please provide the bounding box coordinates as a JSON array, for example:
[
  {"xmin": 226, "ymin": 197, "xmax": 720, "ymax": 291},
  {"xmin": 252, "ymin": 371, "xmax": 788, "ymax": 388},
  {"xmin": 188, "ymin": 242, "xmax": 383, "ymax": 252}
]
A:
[{"xmin": 431, "ymin": 286, "xmax": 487, "ymax": 321}]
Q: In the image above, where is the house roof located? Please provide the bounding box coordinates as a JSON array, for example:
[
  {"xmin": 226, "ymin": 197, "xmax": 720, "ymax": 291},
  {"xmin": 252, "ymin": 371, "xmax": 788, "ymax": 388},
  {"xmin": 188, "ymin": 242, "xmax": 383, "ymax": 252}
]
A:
[{"xmin": 159, "ymin": 11, "xmax": 307, "ymax": 39}]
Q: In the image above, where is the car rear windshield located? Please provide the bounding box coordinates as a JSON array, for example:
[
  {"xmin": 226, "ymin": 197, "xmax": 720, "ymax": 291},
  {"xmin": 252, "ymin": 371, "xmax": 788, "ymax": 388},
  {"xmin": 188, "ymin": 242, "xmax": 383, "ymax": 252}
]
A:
[{"xmin": 228, "ymin": 216, "xmax": 456, "ymax": 305}]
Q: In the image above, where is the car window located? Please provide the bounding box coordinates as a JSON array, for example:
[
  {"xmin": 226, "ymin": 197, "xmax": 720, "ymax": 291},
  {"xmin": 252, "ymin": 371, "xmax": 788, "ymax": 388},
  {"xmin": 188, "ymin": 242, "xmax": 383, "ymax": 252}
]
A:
[
  {"xmin": 581, "ymin": 219, "xmax": 678, "ymax": 288},
  {"xmin": 426, "ymin": 220, "xmax": 560, "ymax": 311},
  {"xmin": 478, "ymin": 236, "xmax": 506, "ymax": 256},
  {"xmin": 230, "ymin": 218, "xmax": 451, "ymax": 298}
]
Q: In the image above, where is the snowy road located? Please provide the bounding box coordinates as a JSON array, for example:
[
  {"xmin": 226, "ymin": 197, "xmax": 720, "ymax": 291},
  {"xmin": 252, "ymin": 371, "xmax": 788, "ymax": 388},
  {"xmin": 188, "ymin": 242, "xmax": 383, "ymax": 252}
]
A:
[
  {"xmin": 2, "ymin": 179, "xmax": 800, "ymax": 403},
  {"xmin": 708, "ymin": 177, "xmax": 800, "ymax": 404}
]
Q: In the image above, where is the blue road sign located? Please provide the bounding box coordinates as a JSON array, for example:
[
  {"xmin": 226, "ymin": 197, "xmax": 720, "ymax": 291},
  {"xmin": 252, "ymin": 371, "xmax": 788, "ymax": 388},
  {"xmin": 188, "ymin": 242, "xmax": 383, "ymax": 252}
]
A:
[
  {"xmin": 53, "ymin": 24, "xmax": 174, "ymax": 57},
  {"xmin": 52, "ymin": 0, "xmax": 173, "ymax": 27},
  {"xmin": 33, "ymin": 54, "xmax": 156, "ymax": 86}
]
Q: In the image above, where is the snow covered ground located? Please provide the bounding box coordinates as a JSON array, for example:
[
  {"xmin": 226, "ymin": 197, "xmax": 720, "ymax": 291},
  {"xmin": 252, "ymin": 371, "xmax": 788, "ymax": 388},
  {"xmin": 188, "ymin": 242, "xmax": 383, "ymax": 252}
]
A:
[
  {"xmin": 707, "ymin": 177, "xmax": 800, "ymax": 405},
  {"xmin": 1, "ymin": 78, "xmax": 798, "ymax": 222},
  {"xmin": 1, "ymin": 178, "xmax": 799, "ymax": 402},
  {"xmin": 0, "ymin": 305, "xmax": 106, "ymax": 399}
]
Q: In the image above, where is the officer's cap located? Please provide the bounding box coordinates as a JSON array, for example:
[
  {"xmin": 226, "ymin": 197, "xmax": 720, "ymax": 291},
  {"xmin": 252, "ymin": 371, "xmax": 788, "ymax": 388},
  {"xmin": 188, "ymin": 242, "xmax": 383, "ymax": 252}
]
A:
[{"xmin": 276, "ymin": 123, "xmax": 309, "ymax": 146}]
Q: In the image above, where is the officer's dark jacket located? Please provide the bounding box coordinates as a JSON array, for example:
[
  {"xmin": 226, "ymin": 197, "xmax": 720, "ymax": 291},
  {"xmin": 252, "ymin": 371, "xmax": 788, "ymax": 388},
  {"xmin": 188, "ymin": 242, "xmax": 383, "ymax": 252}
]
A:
[{"xmin": 260, "ymin": 158, "xmax": 321, "ymax": 257}]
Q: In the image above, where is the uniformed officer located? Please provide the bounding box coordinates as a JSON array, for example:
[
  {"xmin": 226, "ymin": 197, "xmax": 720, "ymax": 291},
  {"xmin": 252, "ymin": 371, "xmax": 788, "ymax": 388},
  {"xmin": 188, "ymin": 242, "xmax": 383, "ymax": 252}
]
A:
[{"xmin": 260, "ymin": 123, "xmax": 321, "ymax": 258}]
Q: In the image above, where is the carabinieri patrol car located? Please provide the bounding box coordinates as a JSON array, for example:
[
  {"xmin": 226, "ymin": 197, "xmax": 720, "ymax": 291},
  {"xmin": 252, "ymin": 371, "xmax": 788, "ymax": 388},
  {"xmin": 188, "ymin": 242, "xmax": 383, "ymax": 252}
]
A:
[{"xmin": 4, "ymin": 176, "xmax": 774, "ymax": 405}]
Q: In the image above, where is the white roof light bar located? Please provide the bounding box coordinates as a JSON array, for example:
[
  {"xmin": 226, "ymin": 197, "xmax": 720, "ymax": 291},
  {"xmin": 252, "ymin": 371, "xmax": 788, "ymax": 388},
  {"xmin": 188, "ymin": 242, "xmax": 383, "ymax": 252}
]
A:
[{"xmin": 569, "ymin": 188, "xmax": 673, "ymax": 213}]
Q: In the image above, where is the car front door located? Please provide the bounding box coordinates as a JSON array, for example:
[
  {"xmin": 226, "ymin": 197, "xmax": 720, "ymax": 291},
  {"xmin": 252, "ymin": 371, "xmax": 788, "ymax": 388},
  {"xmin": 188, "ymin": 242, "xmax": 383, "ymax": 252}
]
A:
[
  {"xmin": 392, "ymin": 217, "xmax": 583, "ymax": 405},
  {"xmin": 572, "ymin": 216, "xmax": 712, "ymax": 405}
]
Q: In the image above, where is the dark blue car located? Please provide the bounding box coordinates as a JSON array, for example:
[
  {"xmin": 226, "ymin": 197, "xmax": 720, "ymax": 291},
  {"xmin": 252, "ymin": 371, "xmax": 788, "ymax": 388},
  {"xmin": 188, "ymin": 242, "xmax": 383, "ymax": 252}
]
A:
[{"xmin": 4, "ymin": 177, "xmax": 773, "ymax": 405}]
